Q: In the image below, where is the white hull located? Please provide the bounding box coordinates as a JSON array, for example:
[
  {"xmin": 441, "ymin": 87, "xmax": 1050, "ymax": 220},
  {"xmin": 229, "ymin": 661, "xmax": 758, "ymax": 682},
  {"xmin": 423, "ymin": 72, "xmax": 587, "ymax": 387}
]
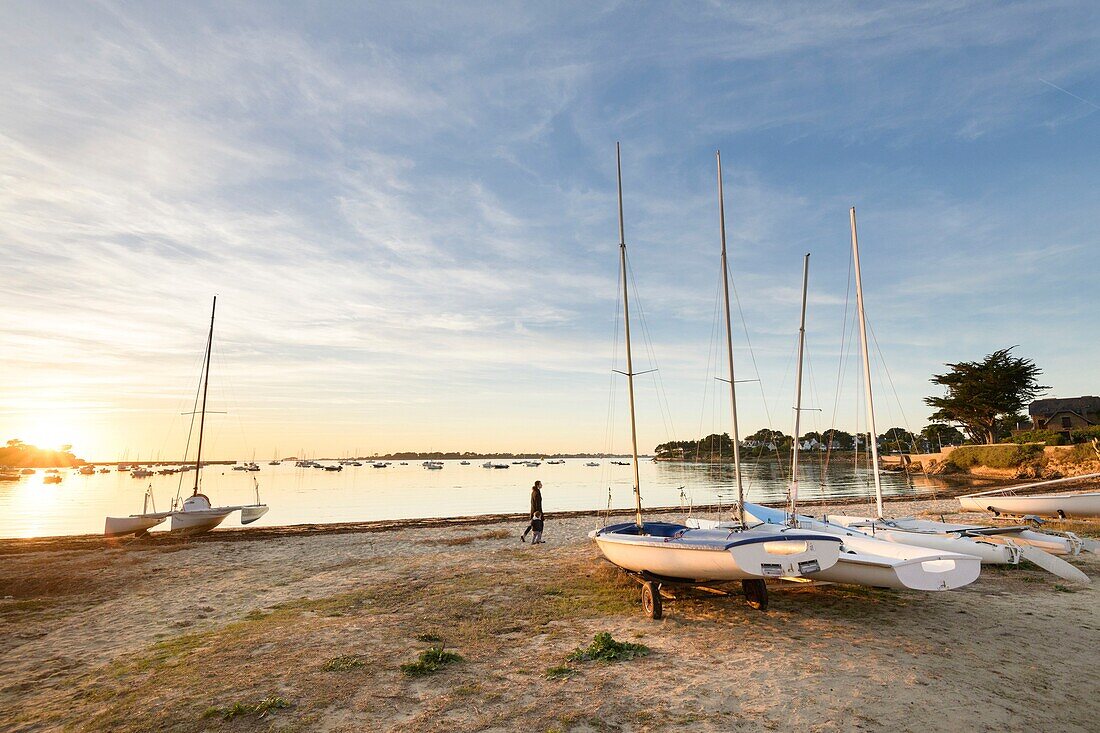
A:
[
  {"xmin": 591, "ymin": 521, "xmax": 842, "ymax": 582},
  {"xmin": 170, "ymin": 508, "xmax": 232, "ymax": 534},
  {"xmin": 958, "ymin": 492, "xmax": 1100, "ymax": 519},
  {"xmin": 104, "ymin": 514, "xmax": 169, "ymax": 537},
  {"xmin": 742, "ymin": 503, "xmax": 981, "ymax": 591},
  {"xmin": 239, "ymin": 504, "xmax": 270, "ymax": 525},
  {"xmin": 831, "ymin": 515, "xmax": 1089, "ymax": 556},
  {"xmin": 828, "ymin": 515, "xmax": 1019, "ymax": 564}
]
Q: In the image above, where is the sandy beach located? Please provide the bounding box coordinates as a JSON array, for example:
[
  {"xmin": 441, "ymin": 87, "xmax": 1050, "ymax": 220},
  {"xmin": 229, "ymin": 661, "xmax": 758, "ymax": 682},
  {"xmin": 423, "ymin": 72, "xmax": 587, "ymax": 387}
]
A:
[{"xmin": 1, "ymin": 497, "xmax": 1097, "ymax": 733}]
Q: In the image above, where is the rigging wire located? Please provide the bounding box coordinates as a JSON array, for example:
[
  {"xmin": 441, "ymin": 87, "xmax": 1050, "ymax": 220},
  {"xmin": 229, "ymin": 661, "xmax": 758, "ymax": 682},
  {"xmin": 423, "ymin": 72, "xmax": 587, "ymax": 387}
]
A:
[
  {"xmin": 625, "ymin": 257, "xmax": 678, "ymax": 445},
  {"xmin": 600, "ymin": 256, "xmax": 623, "ymax": 513}
]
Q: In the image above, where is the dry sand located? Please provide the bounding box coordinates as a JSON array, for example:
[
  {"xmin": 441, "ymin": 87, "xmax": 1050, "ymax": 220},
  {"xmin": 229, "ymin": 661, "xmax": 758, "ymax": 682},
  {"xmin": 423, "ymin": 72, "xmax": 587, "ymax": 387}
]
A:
[{"xmin": 1, "ymin": 497, "xmax": 1097, "ymax": 732}]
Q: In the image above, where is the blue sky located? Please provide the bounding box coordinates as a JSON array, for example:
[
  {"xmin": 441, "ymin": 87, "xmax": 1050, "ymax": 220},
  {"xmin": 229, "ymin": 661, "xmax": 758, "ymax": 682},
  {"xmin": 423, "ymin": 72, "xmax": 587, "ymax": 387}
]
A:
[{"xmin": 1, "ymin": 1, "xmax": 1097, "ymax": 458}]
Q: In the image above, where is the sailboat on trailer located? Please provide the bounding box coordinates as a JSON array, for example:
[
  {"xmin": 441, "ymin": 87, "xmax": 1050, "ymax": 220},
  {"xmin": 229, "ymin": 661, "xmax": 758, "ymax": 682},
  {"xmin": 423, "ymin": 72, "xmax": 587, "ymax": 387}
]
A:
[
  {"xmin": 590, "ymin": 146, "xmax": 843, "ymax": 616},
  {"xmin": 798, "ymin": 210, "xmax": 1088, "ymax": 583},
  {"xmin": 105, "ymin": 297, "xmax": 270, "ymax": 537},
  {"xmin": 690, "ymin": 202, "xmax": 982, "ymax": 591}
]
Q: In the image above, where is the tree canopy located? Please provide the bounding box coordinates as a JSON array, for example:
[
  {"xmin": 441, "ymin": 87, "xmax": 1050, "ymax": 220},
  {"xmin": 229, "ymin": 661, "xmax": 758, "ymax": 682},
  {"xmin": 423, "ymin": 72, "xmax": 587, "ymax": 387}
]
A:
[
  {"xmin": 924, "ymin": 347, "xmax": 1047, "ymax": 445},
  {"xmin": 920, "ymin": 423, "xmax": 965, "ymax": 448},
  {"xmin": 877, "ymin": 427, "xmax": 917, "ymax": 452}
]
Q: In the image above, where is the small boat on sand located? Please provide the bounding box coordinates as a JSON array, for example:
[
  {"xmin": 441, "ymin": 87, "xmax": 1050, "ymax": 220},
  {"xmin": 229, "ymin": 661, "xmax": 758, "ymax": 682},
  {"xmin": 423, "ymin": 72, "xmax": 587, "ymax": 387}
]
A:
[
  {"xmin": 958, "ymin": 474, "xmax": 1100, "ymax": 519},
  {"xmin": 105, "ymin": 298, "xmax": 268, "ymax": 537}
]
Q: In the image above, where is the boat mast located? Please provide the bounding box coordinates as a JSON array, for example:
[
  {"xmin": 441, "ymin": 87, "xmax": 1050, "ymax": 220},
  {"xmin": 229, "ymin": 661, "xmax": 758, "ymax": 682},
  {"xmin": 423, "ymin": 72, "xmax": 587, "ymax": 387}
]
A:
[
  {"xmin": 192, "ymin": 296, "xmax": 216, "ymax": 496},
  {"xmin": 850, "ymin": 207, "xmax": 883, "ymax": 518},
  {"xmin": 616, "ymin": 143, "xmax": 644, "ymax": 530},
  {"xmin": 716, "ymin": 151, "xmax": 745, "ymax": 526},
  {"xmin": 788, "ymin": 254, "xmax": 810, "ymax": 522}
]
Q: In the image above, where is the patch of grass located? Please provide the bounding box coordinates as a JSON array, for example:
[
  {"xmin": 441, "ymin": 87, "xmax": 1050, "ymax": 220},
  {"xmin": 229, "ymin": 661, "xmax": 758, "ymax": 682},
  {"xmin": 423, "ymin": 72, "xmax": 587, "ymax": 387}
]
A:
[
  {"xmin": 415, "ymin": 632, "xmax": 442, "ymax": 643},
  {"xmin": 1053, "ymin": 584, "xmax": 1078, "ymax": 593},
  {"xmin": 429, "ymin": 535, "xmax": 477, "ymax": 546},
  {"xmin": 116, "ymin": 632, "xmax": 207, "ymax": 674},
  {"xmin": 544, "ymin": 664, "xmax": 575, "ymax": 680},
  {"xmin": 400, "ymin": 646, "xmax": 464, "ymax": 677},
  {"xmin": 321, "ymin": 654, "xmax": 368, "ymax": 671},
  {"xmin": 425, "ymin": 528, "xmax": 512, "ymax": 546},
  {"xmin": 203, "ymin": 696, "xmax": 291, "ymax": 720},
  {"xmin": 567, "ymin": 632, "xmax": 650, "ymax": 663},
  {"xmin": 948, "ymin": 444, "xmax": 1043, "ymax": 471}
]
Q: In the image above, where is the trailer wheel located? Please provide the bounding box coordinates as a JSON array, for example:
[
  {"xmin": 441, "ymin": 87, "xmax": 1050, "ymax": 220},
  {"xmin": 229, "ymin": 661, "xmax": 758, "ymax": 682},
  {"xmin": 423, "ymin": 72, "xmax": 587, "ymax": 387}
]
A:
[
  {"xmin": 641, "ymin": 581, "xmax": 663, "ymax": 619},
  {"xmin": 742, "ymin": 579, "xmax": 768, "ymax": 610}
]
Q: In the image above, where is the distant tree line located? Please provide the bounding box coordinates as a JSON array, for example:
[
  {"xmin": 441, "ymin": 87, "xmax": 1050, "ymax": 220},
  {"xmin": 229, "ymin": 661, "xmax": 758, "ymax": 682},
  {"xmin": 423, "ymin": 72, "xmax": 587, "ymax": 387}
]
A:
[
  {"xmin": 0, "ymin": 439, "xmax": 84, "ymax": 468},
  {"xmin": 655, "ymin": 424, "xmax": 966, "ymax": 461},
  {"xmin": 659, "ymin": 346, "xmax": 1055, "ymax": 459}
]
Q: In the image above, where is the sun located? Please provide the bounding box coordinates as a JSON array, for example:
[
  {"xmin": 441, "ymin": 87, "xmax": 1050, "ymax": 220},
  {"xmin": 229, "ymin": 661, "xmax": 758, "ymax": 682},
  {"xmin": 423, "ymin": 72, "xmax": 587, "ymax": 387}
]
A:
[{"xmin": 19, "ymin": 414, "xmax": 88, "ymax": 453}]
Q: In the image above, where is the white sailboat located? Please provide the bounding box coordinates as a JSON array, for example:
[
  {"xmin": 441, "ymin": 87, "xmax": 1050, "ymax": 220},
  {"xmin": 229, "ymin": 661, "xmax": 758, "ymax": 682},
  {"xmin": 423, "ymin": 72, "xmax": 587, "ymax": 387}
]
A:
[
  {"xmin": 804, "ymin": 210, "xmax": 1087, "ymax": 583},
  {"xmin": 958, "ymin": 474, "xmax": 1100, "ymax": 519},
  {"xmin": 106, "ymin": 298, "xmax": 269, "ymax": 537},
  {"xmin": 698, "ymin": 207, "xmax": 982, "ymax": 591},
  {"xmin": 591, "ymin": 147, "xmax": 843, "ymax": 617}
]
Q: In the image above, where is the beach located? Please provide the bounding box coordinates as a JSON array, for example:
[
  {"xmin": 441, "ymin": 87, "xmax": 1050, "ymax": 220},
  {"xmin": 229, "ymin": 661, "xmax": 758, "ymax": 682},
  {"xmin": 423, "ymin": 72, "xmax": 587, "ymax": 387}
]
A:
[{"xmin": 1, "ymin": 497, "xmax": 1097, "ymax": 732}]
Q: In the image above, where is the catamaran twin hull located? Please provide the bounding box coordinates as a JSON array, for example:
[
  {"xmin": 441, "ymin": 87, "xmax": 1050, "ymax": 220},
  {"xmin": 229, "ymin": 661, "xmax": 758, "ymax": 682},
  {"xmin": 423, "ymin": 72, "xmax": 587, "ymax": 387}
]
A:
[
  {"xmin": 105, "ymin": 494, "xmax": 269, "ymax": 537},
  {"xmin": 590, "ymin": 521, "xmax": 844, "ymax": 582},
  {"xmin": 742, "ymin": 503, "xmax": 982, "ymax": 591}
]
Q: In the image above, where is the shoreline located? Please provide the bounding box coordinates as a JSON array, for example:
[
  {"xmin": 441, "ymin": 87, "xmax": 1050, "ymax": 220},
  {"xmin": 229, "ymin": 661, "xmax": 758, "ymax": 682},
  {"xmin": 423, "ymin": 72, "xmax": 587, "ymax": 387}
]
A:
[{"xmin": 3, "ymin": 474, "xmax": 1095, "ymax": 553}]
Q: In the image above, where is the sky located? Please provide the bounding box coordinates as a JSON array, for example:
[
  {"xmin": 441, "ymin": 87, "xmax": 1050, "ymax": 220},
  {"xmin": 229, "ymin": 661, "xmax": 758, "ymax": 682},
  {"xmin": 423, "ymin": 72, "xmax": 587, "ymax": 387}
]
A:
[{"xmin": 1, "ymin": 1, "xmax": 1098, "ymax": 460}]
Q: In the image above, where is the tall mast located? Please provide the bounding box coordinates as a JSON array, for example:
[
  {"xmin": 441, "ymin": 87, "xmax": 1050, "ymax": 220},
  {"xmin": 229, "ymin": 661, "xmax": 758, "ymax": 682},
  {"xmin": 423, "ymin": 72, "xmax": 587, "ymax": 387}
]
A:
[
  {"xmin": 850, "ymin": 207, "xmax": 883, "ymax": 518},
  {"xmin": 716, "ymin": 151, "xmax": 745, "ymax": 526},
  {"xmin": 616, "ymin": 143, "xmax": 644, "ymax": 530},
  {"xmin": 788, "ymin": 254, "xmax": 810, "ymax": 521},
  {"xmin": 192, "ymin": 296, "xmax": 216, "ymax": 495}
]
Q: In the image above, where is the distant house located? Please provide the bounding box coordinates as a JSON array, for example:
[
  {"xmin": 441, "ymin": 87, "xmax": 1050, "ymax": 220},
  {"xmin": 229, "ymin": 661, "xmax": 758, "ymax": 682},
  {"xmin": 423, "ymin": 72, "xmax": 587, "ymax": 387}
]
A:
[{"xmin": 1029, "ymin": 396, "xmax": 1100, "ymax": 437}]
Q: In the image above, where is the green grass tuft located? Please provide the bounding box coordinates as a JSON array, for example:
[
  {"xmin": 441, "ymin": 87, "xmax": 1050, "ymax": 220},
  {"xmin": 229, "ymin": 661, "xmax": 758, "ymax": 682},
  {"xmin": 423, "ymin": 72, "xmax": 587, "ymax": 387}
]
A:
[
  {"xmin": 401, "ymin": 646, "xmax": 463, "ymax": 677},
  {"xmin": 567, "ymin": 632, "xmax": 650, "ymax": 663},
  {"xmin": 203, "ymin": 696, "xmax": 291, "ymax": 720},
  {"xmin": 544, "ymin": 664, "xmax": 575, "ymax": 680},
  {"xmin": 321, "ymin": 654, "xmax": 368, "ymax": 671}
]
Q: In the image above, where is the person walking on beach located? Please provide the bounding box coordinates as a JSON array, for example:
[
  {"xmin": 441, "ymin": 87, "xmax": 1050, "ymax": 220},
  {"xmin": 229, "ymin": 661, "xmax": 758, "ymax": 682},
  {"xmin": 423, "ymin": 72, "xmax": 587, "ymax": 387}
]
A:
[{"xmin": 521, "ymin": 480, "xmax": 543, "ymax": 542}]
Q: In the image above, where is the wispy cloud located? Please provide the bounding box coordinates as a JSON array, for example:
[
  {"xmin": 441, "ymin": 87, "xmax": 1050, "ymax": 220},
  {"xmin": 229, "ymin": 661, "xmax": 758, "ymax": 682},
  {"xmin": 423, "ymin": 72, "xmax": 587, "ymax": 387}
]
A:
[{"xmin": 0, "ymin": 2, "xmax": 1097, "ymax": 456}]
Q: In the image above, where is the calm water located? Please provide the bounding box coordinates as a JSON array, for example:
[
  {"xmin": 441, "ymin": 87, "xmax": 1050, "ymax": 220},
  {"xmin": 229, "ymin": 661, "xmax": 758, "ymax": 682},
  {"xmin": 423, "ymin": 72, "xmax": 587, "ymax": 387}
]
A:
[{"xmin": 0, "ymin": 458, "xmax": 951, "ymax": 539}]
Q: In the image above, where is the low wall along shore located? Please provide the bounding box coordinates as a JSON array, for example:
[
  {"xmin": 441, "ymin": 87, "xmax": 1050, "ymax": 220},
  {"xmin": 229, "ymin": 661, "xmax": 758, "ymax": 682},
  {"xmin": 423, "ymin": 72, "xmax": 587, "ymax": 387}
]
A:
[{"xmin": 884, "ymin": 443, "xmax": 1100, "ymax": 479}]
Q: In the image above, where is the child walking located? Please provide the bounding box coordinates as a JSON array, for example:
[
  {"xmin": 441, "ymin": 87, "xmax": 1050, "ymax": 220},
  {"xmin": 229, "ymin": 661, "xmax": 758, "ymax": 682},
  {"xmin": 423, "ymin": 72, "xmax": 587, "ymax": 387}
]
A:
[{"xmin": 521, "ymin": 511, "xmax": 545, "ymax": 544}]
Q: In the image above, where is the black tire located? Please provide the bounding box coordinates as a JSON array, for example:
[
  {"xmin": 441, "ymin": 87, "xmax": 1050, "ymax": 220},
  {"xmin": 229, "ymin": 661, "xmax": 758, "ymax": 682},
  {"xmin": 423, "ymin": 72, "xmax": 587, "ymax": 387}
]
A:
[
  {"xmin": 641, "ymin": 581, "xmax": 663, "ymax": 619},
  {"xmin": 742, "ymin": 579, "xmax": 768, "ymax": 611}
]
